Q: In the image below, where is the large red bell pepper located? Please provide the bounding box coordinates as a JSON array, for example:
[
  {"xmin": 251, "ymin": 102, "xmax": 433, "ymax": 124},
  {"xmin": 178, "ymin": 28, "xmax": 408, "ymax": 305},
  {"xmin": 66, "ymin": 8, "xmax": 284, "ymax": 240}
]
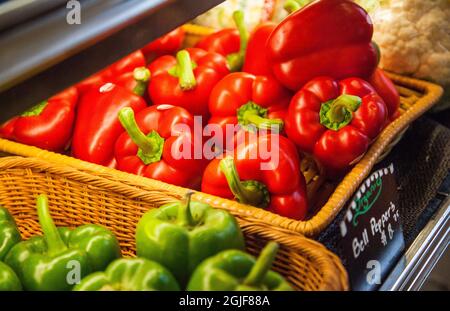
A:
[
  {"xmin": 76, "ymin": 50, "xmax": 146, "ymax": 95},
  {"xmin": 285, "ymin": 77, "xmax": 388, "ymax": 177},
  {"xmin": 142, "ymin": 27, "xmax": 185, "ymax": 60},
  {"xmin": 267, "ymin": 0, "xmax": 378, "ymax": 91},
  {"xmin": 72, "ymin": 83, "xmax": 147, "ymax": 168},
  {"xmin": 148, "ymin": 48, "xmax": 229, "ymax": 119},
  {"xmin": 242, "ymin": 22, "xmax": 276, "ymax": 77},
  {"xmin": 115, "ymin": 105, "xmax": 206, "ymax": 188},
  {"xmin": 201, "ymin": 133, "xmax": 308, "ymax": 220},
  {"xmin": 208, "ymin": 72, "xmax": 290, "ymax": 146},
  {"xmin": 195, "ymin": 11, "xmax": 248, "ymax": 72},
  {"xmin": 368, "ymin": 69, "xmax": 400, "ymax": 119},
  {"xmin": 0, "ymin": 87, "xmax": 78, "ymax": 152}
]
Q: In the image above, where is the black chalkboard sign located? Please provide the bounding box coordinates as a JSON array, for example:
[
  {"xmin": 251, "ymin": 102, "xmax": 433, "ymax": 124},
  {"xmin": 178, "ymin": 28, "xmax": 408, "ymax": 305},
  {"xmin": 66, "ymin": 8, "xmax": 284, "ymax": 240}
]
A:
[{"xmin": 338, "ymin": 163, "xmax": 405, "ymax": 291}]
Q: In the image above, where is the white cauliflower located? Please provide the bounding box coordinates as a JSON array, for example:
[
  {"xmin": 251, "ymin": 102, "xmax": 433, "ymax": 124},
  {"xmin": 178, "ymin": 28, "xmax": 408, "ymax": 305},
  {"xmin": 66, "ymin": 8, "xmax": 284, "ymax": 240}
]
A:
[{"xmin": 372, "ymin": 0, "xmax": 450, "ymax": 101}]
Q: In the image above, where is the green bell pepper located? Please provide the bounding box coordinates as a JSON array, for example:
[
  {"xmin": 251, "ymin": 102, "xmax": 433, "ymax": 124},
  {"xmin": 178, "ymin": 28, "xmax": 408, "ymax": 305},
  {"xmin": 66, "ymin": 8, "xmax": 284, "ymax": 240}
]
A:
[
  {"xmin": 5, "ymin": 194, "xmax": 121, "ymax": 291},
  {"xmin": 73, "ymin": 258, "xmax": 180, "ymax": 291},
  {"xmin": 136, "ymin": 192, "xmax": 245, "ymax": 286},
  {"xmin": 0, "ymin": 206, "xmax": 21, "ymax": 261},
  {"xmin": 187, "ymin": 242, "xmax": 293, "ymax": 291},
  {"xmin": 0, "ymin": 261, "xmax": 22, "ymax": 291}
]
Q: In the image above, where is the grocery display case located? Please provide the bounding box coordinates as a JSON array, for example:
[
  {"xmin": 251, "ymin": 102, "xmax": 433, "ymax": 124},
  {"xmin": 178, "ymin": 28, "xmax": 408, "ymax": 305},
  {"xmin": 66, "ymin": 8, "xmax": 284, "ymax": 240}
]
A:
[{"xmin": 0, "ymin": 0, "xmax": 448, "ymax": 292}]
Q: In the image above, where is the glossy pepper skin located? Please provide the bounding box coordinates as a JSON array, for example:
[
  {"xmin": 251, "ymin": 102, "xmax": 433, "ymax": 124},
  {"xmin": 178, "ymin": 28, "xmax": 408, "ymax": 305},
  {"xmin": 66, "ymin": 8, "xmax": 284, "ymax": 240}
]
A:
[
  {"xmin": 0, "ymin": 87, "xmax": 78, "ymax": 152},
  {"xmin": 187, "ymin": 242, "xmax": 293, "ymax": 291},
  {"xmin": 0, "ymin": 207, "xmax": 21, "ymax": 261},
  {"xmin": 368, "ymin": 69, "xmax": 400, "ymax": 119},
  {"xmin": 76, "ymin": 50, "xmax": 146, "ymax": 95},
  {"xmin": 267, "ymin": 0, "xmax": 378, "ymax": 91},
  {"xmin": 5, "ymin": 195, "xmax": 121, "ymax": 291},
  {"xmin": 208, "ymin": 72, "xmax": 291, "ymax": 146},
  {"xmin": 148, "ymin": 48, "xmax": 229, "ymax": 119},
  {"xmin": 142, "ymin": 27, "xmax": 185, "ymax": 60},
  {"xmin": 196, "ymin": 11, "xmax": 249, "ymax": 72},
  {"xmin": 136, "ymin": 193, "xmax": 245, "ymax": 286},
  {"xmin": 201, "ymin": 133, "xmax": 308, "ymax": 220},
  {"xmin": 242, "ymin": 22, "xmax": 276, "ymax": 77},
  {"xmin": 285, "ymin": 77, "xmax": 388, "ymax": 177},
  {"xmin": 72, "ymin": 83, "xmax": 147, "ymax": 168},
  {"xmin": 73, "ymin": 258, "xmax": 180, "ymax": 291},
  {"xmin": 0, "ymin": 261, "xmax": 22, "ymax": 291},
  {"xmin": 115, "ymin": 106, "xmax": 207, "ymax": 189}
]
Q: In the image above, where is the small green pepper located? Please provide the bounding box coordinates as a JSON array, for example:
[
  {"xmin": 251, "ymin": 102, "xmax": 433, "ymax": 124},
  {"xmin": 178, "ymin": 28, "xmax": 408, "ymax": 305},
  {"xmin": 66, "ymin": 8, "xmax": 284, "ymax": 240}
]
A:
[
  {"xmin": 5, "ymin": 194, "xmax": 121, "ymax": 291},
  {"xmin": 0, "ymin": 206, "xmax": 21, "ymax": 261},
  {"xmin": 0, "ymin": 261, "xmax": 22, "ymax": 291},
  {"xmin": 187, "ymin": 242, "xmax": 293, "ymax": 291},
  {"xmin": 136, "ymin": 192, "xmax": 245, "ymax": 286},
  {"xmin": 73, "ymin": 258, "xmax": 180, "ymax": 291}
]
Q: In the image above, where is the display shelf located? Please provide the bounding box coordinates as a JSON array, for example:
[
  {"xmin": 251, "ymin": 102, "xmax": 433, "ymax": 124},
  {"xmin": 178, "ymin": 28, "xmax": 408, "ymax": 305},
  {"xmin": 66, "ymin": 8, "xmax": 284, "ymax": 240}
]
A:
[
  {"xmin": 0, "ymin": 0, "xmax": 224, "ymax": 123},
  {"xmin": 380, "ymin": 180, "xmax": 449, "ymax": 291}
]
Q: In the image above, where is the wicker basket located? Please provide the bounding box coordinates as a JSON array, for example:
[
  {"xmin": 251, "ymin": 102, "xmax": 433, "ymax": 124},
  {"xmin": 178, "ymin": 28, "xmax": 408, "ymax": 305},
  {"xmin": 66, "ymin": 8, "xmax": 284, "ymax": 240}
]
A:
[{"xmin": 0, "ymin": 156, "xmax": 348, "ymax": 291}]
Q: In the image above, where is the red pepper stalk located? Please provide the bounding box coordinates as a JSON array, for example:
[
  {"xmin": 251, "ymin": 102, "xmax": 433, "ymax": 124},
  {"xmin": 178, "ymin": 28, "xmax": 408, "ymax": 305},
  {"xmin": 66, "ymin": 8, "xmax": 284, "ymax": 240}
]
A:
[
  {"xmin": 196, "ymin": 10, "xmax": 249, "ymax": 72},
  {"xmin": 201, "ymin": 133, "xmax": 308, "ymax": 220},
  {"xmin": 114, "ymin": 67, "xmax": 151, "ymax": 97},
  {"xmin": 148, "ymin": 48, "xmax": 229, "ymax": 119},
  {"xmin": 115, "ymin": 106, "xmax": 207, "ymax": 189},
  {"xmin": 0, "ymin": 87, "xmax": 78, "ymax": 152},
  {"xmin": 285, "ymin": 76, "xmax": 388, "ymax": 178}
]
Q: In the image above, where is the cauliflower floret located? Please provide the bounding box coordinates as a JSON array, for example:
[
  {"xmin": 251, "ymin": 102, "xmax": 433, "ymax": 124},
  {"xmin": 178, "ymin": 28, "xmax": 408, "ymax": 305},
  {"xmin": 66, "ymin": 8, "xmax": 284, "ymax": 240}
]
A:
[{"xmin": 372, "ymin": 0, "xmax": 450, "ymax": 88}]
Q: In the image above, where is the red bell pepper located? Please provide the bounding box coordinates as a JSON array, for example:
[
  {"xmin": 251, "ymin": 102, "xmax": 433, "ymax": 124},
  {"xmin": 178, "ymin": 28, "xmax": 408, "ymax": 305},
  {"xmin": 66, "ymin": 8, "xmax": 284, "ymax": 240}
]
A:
[
  {"xmin": 208, "ymin": 72, "xmax": 291, "ymax": 145},
  {"xmin": 148, "ymin": 48, "xmax": 229, "ymax": 119},
  {"xmin": 242, "ymin": 22, "xmax": 276, "ymax": 77},
  {"xmin": 72, "ymin": 83, "xmax": 147, "ymax": 168},
  {"xmin": 267, "ymin": 0, "xmax": 378, "ymax": 91},
  {"xmin": 368, "ymin": 69, "xmax": 400, "ymax": 119},
  {"xmin": 0, "ymin": 87, "xmax": 78, "ymax": 152},
  {"xmin": 115, "ymin": 106, "xmax": 206, "ymax": 188},
  {"xmin": 113, "ymin": 67, "xmax": 151, "ymax": 97},
  {"xmin": 201, "ymin": 133, "xmax": 308, "ymax": 220},
  {"xmin": 195, "ymin": 11, "xmax": 248, "ymax": 72},
  {"xmin": 76, "ymin": 50, "xmax": 146, "ymax": 95},
  {"xmin": 142, "ymin": 27, "xmax": 185, "ymax": 60},
  {"xmin": 285, "ymin": 77, "xmax": 388, "ymax": 177}
]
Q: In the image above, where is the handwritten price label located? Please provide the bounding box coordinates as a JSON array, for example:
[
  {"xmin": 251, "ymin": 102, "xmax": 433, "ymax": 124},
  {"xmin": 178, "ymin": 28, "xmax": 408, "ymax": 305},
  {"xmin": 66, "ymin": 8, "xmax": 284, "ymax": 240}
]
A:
[{"xmin": 338, "ymin": 163, "xmax": 405, "ymax": 291}]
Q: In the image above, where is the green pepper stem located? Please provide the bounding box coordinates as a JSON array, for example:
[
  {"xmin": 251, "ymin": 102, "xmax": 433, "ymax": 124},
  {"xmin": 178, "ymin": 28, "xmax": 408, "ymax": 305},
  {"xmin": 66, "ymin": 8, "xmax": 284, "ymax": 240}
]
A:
[
  {"xmin": 36, "ymin": 194, "xmax": 67, "ymax": 256},
  {"xmin": 226, "ymin": 10, "xmax": 249, "ymax": 72},
  {"xmin": 242, "ymin": 111, "xmax": 284, "ymax": 131},
  {"xmin": 372, "ymin": 41, "xmax": 381, "ymax": 66},
  {"xmin": 174, "ymin": 50, "xmax": 196, "ymax": 90},
  {"xmin": 284, "ymin": 0, "xmax": 301, "ymax": 13},
  {"xmin": 132, "ymin": 67, "xmax": 151, "ymax": 96},
  {"xmin": 118, "ymin": 107, "xmax": 164, "ymax": 165},
  {"xmin": 327, "ymin": 95, "xmax": 361, "ymax": 123},
  {"xmin": 219, "ymin": 157, "xmax": 268, "ymax": 207},
  {"xmin": 177, "ymin": 191, "xmax": 195, "ymax": 227},
  {"xmin": 21, "ymin": 101, "xmax": 48, "ymax": 117},
  {"xmin": 243, "ymin": 242, "xmax": 279, "ymax": 286}
]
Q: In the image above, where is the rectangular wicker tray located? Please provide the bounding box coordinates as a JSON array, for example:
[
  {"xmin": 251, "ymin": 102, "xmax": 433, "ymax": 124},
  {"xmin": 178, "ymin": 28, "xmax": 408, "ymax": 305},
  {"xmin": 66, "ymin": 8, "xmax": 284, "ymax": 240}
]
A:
[{"xmin": 0, "ymin": 156, "xmax": 348, "ymax": 291}]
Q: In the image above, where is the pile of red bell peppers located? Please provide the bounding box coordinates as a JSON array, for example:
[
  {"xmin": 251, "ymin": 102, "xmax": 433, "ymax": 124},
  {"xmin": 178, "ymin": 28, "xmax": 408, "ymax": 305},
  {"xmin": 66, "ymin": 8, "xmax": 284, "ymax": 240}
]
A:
[{"xmin": 0, "ymin": 0, "xmax": 400, "ymax": 221}]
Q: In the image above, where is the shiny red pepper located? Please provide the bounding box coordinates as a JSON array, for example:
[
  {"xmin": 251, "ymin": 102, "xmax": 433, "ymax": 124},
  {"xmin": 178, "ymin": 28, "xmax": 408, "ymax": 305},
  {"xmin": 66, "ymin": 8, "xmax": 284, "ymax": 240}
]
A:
[
  {"xmin": 0, "ymin": 87, "xmax": 78, "ymax": 152},
  {"xmin": 142, "ymin": 27, "xmax": 185, "ymax": 61},
  {"xmin": 201, "ymin": 133, "xmax": 308, "ymax": 220},
  {"xmin": 242, "ymin": 22, "xmax": 276, "ymax": 77},
  {"xmin": 76, "ymin": 50, "xmax": 146, "ymax": 95},
  {"xmin": 267, "ymin": 0, "xmax": 378, "ymax": 91},
  {"xmin": 148, "ymin": 48, "xmax": 229, "ymax": 119},
  {"xmin": 72, "ymin": 83, "xmax": 147, "ymax": 168},
  {"xmin": 285, "ymin": 77, "xmax": 388, "ymax": 177},
  {"xmin": 195, "ymin": 11, "xmax": 248, "ymax": 72},
  {"xmin": 208, "ymin": 72, "xmax": 291, "ymax": 146},
  {"xmin": 115, "ymin": 105, "xmax": 206, "ymax": 189},
  {"xmin": 368, "ymin": 69, "xmax": 400, "ymax": 119}
]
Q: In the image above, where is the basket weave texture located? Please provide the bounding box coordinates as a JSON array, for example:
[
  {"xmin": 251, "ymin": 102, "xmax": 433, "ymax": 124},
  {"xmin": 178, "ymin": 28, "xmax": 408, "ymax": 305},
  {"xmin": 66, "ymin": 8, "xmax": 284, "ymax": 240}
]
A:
[{"xmin": 0, "ymin": 156, "xmax": 348, "ymax": 291}]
